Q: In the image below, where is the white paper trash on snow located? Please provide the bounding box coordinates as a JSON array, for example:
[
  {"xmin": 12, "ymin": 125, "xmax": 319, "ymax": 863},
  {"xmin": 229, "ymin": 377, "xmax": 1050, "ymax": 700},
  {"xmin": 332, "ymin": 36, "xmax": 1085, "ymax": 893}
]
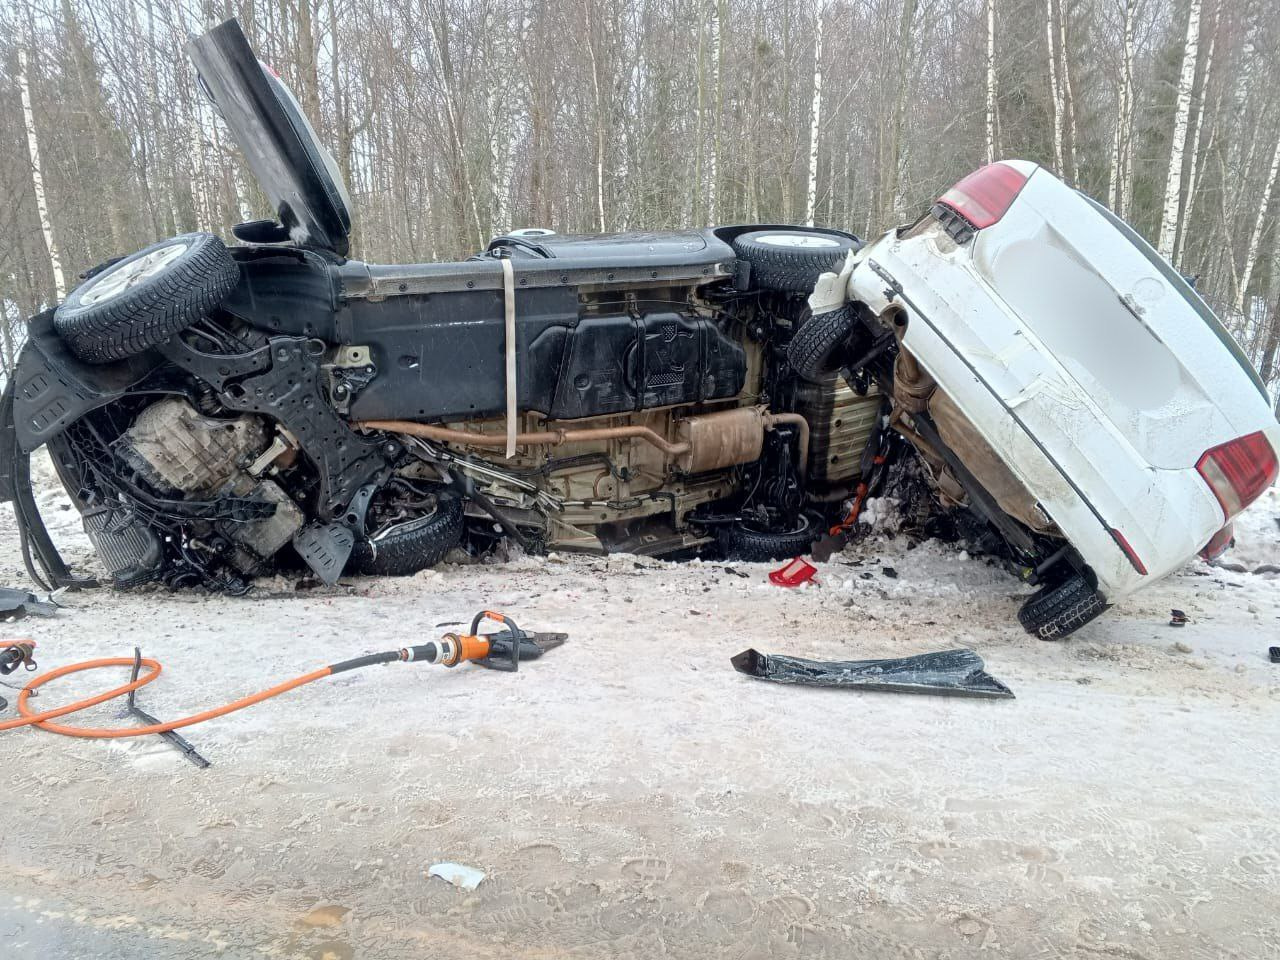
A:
[{"xmin": 428, "ymin": 862, "xmax": 486, "ymax": 891}]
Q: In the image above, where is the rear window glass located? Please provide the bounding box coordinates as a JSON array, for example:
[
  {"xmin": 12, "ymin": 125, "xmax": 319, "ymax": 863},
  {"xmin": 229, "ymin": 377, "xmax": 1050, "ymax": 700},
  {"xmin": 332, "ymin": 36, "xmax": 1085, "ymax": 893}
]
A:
[{"xmin": 1079, "ymin": 194, "xmax": 1268, "ymax": 401}]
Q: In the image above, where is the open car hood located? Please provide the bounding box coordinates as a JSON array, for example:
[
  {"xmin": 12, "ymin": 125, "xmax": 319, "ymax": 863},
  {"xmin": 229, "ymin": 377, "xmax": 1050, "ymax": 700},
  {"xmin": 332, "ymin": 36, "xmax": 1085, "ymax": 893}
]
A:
[{"xmin": 187, "ymin": 19, "xmax": 351, "ymax": 256}]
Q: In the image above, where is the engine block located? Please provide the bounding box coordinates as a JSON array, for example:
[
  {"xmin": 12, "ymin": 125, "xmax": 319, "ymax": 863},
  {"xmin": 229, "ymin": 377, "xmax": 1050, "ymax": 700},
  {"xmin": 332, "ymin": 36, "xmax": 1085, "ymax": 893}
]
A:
[{"xmin": 115, "ymin": 398, "xmax": 268, "ymax": 494}]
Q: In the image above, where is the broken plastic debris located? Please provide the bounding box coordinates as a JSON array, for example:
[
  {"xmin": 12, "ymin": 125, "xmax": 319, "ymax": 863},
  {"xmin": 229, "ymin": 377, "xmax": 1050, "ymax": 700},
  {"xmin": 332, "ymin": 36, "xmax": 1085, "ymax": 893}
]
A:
[
  {"xmin": 0, "ymin": 587, "xmax": 60, "ymax": 619},
  {"xmin": 428, "ymin": 862, "xmax": 486, "ymax": 891},
  {"xmin": 768, "ymin": 558, "xmax": 818, "ymax": 588}
]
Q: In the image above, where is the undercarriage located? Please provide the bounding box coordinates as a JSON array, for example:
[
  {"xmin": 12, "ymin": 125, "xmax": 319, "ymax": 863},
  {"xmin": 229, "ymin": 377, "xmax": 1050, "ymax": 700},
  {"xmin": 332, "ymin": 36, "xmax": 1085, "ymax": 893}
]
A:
[{"xmin": 5, "ymin": 224, "xmax": 893, "ymax": 592}]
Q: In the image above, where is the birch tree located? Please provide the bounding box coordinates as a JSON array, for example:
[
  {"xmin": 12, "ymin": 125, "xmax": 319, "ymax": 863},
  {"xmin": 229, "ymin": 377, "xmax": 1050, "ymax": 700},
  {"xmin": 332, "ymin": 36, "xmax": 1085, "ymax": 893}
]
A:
[
  {"xmin": 804, "ymin": 2, "xmax": 824, "ymax": 226},
  {"xmin": 1108, "ymin": 0, "xmax": 1135, "ymax": 213},
  {"xmin": 985, "ymin": 0, "xmax": 996, "ymax": 164},
  {"xmin": 708, "ymin": 0, "xmax": 722, "ymax": 223},
  {"xmin": 16, "ymin": 48, "xmax": 66, "ymax": 301},
  {"xmin": 1157, "ymin": 0, "xmax": 1202, "ymax": 260},
  {"xmin": 583, "ymin": 0, "xmax": 608, "ymax": 232},
  {"xmin": 1055, "ymin": 0, "xmax": 1078, "ymax": 183},
  {"xmin": 1044, "ymin": 0, "xmax": 1065, "ymax": 175},
  {"xmin": 1173, "ymin": 0, "xmax": 1220, "ymax": 266},
  {"xmin": 1234, "ymin": 134, "xmax": 1280, "ymax": 316}
]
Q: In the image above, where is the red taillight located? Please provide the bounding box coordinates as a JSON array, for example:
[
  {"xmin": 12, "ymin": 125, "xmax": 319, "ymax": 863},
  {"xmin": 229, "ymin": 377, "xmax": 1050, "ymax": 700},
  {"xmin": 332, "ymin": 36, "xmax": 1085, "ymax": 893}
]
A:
[
  {"xmin": 1109, "ymin": 528, "xmax": 1147, "ymax": 575},
  {"xmin": 937, "ymin": 163, "xmax": 1029, "ymax": 229},
  {"xmin": 1195, "ymin": 431, "xmax": 1278, "ymax": 519},
  {"xmin": 1198, "ymin": 523, "xmax": 1235, "ymax": 562}
]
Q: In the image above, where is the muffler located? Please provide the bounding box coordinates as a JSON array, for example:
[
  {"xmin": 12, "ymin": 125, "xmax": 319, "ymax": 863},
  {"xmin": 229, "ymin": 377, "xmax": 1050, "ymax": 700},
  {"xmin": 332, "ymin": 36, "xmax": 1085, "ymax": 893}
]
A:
[{"xmin": 675, "ymin": 406, "xmax": 810, "ymax": 476}]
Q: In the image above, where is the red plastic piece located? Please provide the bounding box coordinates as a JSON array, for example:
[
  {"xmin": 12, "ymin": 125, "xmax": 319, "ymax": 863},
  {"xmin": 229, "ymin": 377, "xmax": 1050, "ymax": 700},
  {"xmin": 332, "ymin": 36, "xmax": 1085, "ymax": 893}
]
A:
[
  {"xmin": 1198, "ymin": 523, "xmax": 1235, "ymax": 562},
  {"xmin": 1109, "ymin": 527, "xmax": 1148, "ymax": 576},
  {"xmin": 769, "ymin": 558, "xmax": 818, "ymax": 588}
]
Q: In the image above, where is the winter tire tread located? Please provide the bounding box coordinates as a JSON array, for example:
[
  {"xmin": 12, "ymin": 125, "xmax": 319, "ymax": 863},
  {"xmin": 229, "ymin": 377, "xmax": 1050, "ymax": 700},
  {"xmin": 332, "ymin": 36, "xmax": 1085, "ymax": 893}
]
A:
[
  {"xmin": 1017, "ymin": 574, "xmax": 1107, "ymax": 640},
  {"xmin": 788, "ymin": 304, "xmax": 861, "ymax": 381},
  {"xmin": 349, "ymin": 494, "xmax": 465, "ymax": 576},
  {"xmin": 54, "ymin": 233, "xmax": 240, "ymax": 364}
]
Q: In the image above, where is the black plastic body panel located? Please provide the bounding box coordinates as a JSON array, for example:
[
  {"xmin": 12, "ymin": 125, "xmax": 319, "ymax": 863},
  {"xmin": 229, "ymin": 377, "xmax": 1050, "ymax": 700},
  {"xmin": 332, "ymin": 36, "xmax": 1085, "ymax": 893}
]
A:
[
  {"xmin": 485, "ymin": 230, "xmax": 730, "ymax": 266},
  {"xmin": 220, "ymin": 247, "xmax": 338, "ymax": 340},
  {"xmin": 528, "ymin": 312, "xmax": 745, "ymax": 419},
  {"xmin": 345, "ymin": 283, "xmax": 745, "ymax": 423},
  {"xmin": 0, "ymin": 381, "xmax": 17, "ymax": 501},
  {"xmin": 343, "ymin": 228, "xmax": 735, "ymax": 301},
  {"xmin": 344, "ymin": 287, "xmax": 577, "ymax": 422},
  {"xmin": 10, "ymin": 310, "xmax": 159, "ymax": 453}
]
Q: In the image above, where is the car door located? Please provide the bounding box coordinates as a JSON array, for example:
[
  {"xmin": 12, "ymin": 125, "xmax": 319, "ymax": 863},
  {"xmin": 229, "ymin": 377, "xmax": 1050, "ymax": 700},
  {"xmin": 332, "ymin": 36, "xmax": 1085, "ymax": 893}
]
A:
[{"xmin": 187, "ymin": 18, "xmax": 352, "ymax": 256}]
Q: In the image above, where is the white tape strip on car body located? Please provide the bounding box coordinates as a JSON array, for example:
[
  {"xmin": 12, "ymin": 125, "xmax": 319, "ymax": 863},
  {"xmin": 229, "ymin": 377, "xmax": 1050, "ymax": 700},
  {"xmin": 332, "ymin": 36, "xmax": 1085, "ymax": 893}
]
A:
[{"xmin": 501, "ymin": 257, "xmax": 517, "ymax": 459}]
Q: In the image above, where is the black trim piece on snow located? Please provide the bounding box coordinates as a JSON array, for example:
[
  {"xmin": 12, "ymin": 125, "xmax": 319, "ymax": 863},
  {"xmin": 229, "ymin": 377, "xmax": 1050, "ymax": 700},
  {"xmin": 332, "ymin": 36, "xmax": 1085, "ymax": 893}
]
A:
[{"xmin": 731, "ymin": 647, "xmax": 1014, "ymax": 699}]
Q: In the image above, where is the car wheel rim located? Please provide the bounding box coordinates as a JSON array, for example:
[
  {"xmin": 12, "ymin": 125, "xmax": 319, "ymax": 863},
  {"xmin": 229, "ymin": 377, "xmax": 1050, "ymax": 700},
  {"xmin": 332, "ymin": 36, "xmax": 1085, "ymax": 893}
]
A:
[
  {"xmin": 755, "ymin": 234, "xmax": 842, "ymax": 249},
  {"xmin": 79, "ymin": 242, "xmax": 190, "ymax": 306}
]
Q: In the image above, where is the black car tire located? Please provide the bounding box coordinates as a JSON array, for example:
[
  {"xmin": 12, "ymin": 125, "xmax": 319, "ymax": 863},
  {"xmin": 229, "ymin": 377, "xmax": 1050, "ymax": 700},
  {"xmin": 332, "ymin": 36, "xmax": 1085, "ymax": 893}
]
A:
[
  {"xmin": 1017, "ymin": 574, "xmax": 1107, "ymax": 640},
  {"xmin": 788, "ymin": 304, "xmax": 861, "ymax": 381},
  {"xmin": 54, "ymin": 233, "xmax": 240, "ymax": 364},
  {"xmin": 720, "ymin": 514, "xmax": 817, "ymax": 563},
  {"xmin": 349, "ymin": 494, "xmax": 465, "ymax": 576},
  {"xmin": 733, "ymin": 230, "xmax": 858, "ymax": 293}
]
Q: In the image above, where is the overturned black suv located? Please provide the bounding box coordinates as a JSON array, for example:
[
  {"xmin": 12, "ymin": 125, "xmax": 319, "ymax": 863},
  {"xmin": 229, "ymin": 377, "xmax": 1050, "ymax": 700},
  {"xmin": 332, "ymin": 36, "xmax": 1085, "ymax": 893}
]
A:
[{"xmin": 0, "ymin": 19, "xmax": 886, "ymax": 592}]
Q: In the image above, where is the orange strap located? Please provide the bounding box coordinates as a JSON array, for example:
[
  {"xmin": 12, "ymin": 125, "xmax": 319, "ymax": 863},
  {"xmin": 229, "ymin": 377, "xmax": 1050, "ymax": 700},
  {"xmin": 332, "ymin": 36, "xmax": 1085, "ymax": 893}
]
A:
[
  {"xmin": 829, "ymin": 482, "xmax": 869, "ymax": 536},
  {"xmin": 0, "ymin": 657, "xmax": 332, "ymax": 739},
  {"xmin": 828, "ymin": 452, "xmax": 889, "ymax": 536}
]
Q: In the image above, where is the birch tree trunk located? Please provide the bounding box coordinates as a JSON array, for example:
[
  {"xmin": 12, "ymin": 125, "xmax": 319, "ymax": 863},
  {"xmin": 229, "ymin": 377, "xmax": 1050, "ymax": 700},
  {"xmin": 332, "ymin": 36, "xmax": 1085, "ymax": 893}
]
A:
[
  {"xmin": 584, "ymin": 0, "xmax": 608, "ymax": 232},
  {"xmin": 803, "ymin": 2, "xmax": 824, "ymax": 226},
  {"xmin": 1157, "ymin": 0, "xmax": 1202, "ymax": 260},
  {"xmin": 1174, "ymin": 0, "xmax": 1220, "ymax": 266},
  {"xmin": 1108, "ymin": 0, "xmax": 1135, "ymax": 211},
  {"xmin": 489, "ymin": 4, "xmax": 525, "ymax": 235},
  {"xmin": 1233, "ymin": 134, "xmax": 1280, "ymax": 316},
  {"xmin": 1056, "ymin": 0, "xmax": 1078, "ymax": 183},
  {"xmin": 985, "ymin": 0, "xmax": 996, "ymax": 164},
  {"xmin": 17, "ymin": 49, "xmax": 66, "ymax": 302},
  {"xmin": 1044, "ymin": 0, "xmax": 1065, "ymax": 175},
  {"xmin": 694, "ymin": 2, "xmax": 705, "ymax": 224},
  {"xmin": 708, "ymin": 0, "xmax": 721, "ymax": 223}
]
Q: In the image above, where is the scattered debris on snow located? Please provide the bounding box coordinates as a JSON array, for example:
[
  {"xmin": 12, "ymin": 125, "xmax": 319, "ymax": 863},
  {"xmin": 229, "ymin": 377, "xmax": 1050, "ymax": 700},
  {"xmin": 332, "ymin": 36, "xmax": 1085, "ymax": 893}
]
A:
[
  {"xmin": 0, "ymin": 450, "xmax": 1276, "ymax": 958},
  {"xmin": 428, "ymin": 862, "xmax": 486, "ymax": 891}
]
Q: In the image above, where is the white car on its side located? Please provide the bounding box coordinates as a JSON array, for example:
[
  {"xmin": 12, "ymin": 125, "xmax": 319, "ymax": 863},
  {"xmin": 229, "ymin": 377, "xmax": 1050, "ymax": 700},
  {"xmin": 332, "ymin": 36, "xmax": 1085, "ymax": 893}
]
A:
[{"xmin": 801, "ymin": 160, "xmax": 1279, "ymax": 639}]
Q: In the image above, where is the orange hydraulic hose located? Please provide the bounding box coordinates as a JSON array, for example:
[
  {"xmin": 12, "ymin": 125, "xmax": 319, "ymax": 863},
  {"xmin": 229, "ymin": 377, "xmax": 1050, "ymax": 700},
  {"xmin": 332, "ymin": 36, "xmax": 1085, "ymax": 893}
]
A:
[
  {"xmin": 0, "ymin": 657, "xmax": 333, "ymax": 739},
  {"xmin": 0, "ymin": 633, "xmax": 500, "ymax": 742}
]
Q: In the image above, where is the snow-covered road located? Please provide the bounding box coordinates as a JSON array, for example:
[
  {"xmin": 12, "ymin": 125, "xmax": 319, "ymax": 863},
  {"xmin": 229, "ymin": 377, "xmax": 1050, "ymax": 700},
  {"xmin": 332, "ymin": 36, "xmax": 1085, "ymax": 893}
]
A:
[{"xmin": 1, "ymin": 469, "xmax": 1277, "ymax": 958}]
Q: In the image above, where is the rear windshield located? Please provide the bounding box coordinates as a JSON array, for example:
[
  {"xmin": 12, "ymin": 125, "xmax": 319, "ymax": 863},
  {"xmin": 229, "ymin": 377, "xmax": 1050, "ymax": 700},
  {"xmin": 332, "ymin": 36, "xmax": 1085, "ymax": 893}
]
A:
[{"xmin": 1080, "ymin": 194, "xmax": 1269, "ymax": 401}]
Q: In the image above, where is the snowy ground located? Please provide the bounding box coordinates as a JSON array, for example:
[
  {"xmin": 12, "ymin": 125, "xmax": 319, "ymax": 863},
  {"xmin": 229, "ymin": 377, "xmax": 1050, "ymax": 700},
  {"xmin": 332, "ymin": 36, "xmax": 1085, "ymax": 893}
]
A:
[{"xmin": 0, "ymin": 461, "xmax": 1277, "ymax": 959}]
